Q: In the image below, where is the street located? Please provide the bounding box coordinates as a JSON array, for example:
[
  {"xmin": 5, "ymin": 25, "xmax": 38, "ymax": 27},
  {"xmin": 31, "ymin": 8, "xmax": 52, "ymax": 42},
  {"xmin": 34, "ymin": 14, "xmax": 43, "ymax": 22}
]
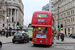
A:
[
  {"xmin": 1, "ymin": 0, "xmax": 75, "ymax": 50},
  {"xmin": 1, "ymin": 42, "xmax": 75, "ymax": 50},
  {"xmin": 1, "ymin": 36, "xmax": 75, "ymax": 50}
]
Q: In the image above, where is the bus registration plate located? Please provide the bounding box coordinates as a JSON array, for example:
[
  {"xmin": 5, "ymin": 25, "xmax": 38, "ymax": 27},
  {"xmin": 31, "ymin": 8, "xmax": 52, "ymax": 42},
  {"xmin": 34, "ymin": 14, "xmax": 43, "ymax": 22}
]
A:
[{"xmin": 36, "ymin": 34, "xmax": 46, "ymax": 38}]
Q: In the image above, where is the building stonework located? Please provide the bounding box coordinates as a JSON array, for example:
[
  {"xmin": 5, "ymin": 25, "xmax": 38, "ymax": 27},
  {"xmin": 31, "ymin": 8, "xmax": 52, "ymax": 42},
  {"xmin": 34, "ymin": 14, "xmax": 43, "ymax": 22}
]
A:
[
  {"xmin": 53, "ymin": 0, "xmax": 75, "ymax": 36},
  {"xmin": 42, "ymin": 3, "xmax": 49, "ymax": 11},
  {"xmin": 0, "ymin": 0, "xmax": 24, "ymax": 30},
  {"xmin": 42, "ymin": 0, "xmax": 54, "ymax": 14},
  {"xmin": 49, "ymin": 0, "xmax": 54, "ymax": 14}
]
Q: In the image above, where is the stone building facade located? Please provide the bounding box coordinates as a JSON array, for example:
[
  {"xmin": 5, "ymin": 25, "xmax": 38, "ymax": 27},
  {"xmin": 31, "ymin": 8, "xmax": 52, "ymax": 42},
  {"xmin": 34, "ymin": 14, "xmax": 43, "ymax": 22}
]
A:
[
  {"xmin": 0, "ymin": 0, "xmax": 24, "ymax": 30},
  {"xmin": 53, "ymin": 0, "xmax": 75, "ymax": 36},
  {"xmin": 49, "ymin": 0, "xmax": 54, "ymax": 14},
  {"xmin": 42, "ymin": 3, "xmax": 49, "ymax": 11}
]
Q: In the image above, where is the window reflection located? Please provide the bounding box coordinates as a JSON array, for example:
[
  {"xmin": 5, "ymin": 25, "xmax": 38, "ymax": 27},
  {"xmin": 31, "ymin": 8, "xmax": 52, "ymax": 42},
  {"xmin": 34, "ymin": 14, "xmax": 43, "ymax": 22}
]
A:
[{"xmin": 36, "ymin": 27, "xmax": 47, "ymax": 33}]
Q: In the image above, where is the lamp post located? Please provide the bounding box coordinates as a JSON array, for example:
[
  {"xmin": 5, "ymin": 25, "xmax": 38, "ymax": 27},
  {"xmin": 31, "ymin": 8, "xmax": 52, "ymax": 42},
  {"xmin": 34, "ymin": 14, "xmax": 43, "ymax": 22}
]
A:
[
  {"xmin": 57, "ymin": 5, "xmax": 60, "ymax": 40},
  {"xmin": 65, "ymin": 19, "xmax": 67, "ymax": 36},
  {"xmin": 6, "ymin": 15, "xmax": 9, "ymax": 38},
  {"xmin": 14, "ymin": 21, "xmax": 15, "ymax": 29}
]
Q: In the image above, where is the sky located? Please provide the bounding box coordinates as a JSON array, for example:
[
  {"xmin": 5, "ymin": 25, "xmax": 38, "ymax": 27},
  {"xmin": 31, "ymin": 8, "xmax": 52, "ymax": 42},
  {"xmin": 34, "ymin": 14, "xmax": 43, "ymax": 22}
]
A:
[{"xmin": 22, "ymin": 0, "xmax": 49, "ymax": 26}]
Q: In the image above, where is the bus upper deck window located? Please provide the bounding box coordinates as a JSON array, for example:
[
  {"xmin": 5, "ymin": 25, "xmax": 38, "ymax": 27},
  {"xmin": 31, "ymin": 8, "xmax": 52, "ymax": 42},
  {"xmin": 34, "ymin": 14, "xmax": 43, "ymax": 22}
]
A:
[{"xmin": 37, "ymin": 14, "xmax": 47, "ymax": 17}]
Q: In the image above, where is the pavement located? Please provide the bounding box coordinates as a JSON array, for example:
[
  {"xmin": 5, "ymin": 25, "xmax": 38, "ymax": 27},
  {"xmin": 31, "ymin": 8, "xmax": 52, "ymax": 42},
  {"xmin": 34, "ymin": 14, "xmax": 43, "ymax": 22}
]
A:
[
  {"xmin": 54, "ymin": 37, "xmax": 75, "ymax": 44},
  {"xmin": 0, "ymin": 36, "xmax": 75, "ymax": 44},
  {"xmin": 2, "ymin": 42, "xmax": 75, "ymax": 50},
  {"xmin": 0, "ymin": 36, "xmax": 13, "ymax": 44}
]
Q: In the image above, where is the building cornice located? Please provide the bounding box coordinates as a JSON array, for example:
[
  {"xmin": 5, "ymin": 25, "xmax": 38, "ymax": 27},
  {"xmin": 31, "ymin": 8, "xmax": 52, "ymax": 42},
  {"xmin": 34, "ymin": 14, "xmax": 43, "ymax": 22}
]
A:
[{"xmin": 6, "ymin": 3, "xmax": 24, "ymax": 15}]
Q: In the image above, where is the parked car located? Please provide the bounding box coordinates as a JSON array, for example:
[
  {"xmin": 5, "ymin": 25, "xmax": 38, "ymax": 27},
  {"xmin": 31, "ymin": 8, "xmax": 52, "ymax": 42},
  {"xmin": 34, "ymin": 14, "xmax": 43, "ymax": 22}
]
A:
[
  {"xmin": 0, "ymin": 41, "xmax": 2, "ymax": 49},
  {"xmin": 69, "ymin": 34, "xmax": 73, "ymax": 37},
  {"xmin": 25, "ymin": 32, "xmax": 29, "ymax": 36},
  {"xmin": 69, "ymin": 34, "xmax": 75, "ymax": 38},
  {"xmin": 71, "ymin": 34, "xmax": 75, "ymax": 38},
  {"xmin": 12, "ymin": 32, "xmax": 29, "ymax": 43}
]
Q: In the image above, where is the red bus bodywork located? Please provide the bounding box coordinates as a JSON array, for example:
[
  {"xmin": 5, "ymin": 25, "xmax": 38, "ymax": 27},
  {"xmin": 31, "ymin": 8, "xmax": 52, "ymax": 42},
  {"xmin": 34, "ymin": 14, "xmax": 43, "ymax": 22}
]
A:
[{"xmin": 31, "ymin": 11, "xmax": 54, "ymax": 45}]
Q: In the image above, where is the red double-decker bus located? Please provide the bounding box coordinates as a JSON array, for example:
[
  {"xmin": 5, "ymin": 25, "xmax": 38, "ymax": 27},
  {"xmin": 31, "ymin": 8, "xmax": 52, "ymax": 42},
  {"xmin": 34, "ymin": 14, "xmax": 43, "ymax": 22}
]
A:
[{"xmin": 31, "ymin": 11, "xmax": 54, "ymax": 46}]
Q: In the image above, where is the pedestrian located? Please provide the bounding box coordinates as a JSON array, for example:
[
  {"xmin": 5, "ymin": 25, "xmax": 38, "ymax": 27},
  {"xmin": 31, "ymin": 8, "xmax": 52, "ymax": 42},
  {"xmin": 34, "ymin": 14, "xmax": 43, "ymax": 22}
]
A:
[
  {"xmin": 56, "ymin": 33, "xmax": 58, "ymax": 40},
  {"xmin": 57, "ymin": 34, "xmax": 60, "ymax": 40},
  {"xmin": 60, "ymin": 33, "xmax": 64, "ymax": 41}
]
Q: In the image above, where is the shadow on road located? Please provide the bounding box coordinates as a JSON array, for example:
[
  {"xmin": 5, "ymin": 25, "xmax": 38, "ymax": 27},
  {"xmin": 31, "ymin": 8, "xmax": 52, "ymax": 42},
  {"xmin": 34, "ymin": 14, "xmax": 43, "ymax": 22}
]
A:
[
  {"xmin": 13, "ymin": 42, "xmax": 29, "ymax": 44},
  {"xmin": 31, "ymin": 44, "xmax": 52, "ymax": 48}
]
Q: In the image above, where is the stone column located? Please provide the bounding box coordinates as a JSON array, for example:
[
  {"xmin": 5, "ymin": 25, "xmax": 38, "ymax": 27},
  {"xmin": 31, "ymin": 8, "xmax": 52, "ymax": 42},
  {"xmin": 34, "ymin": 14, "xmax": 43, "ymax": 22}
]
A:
[
  {"xmin": 74, "ymin": 27, "xmax": 75, "ymax": 33},
  {"xmin": 17, "ymin": 9, "xmax": 18, "ymax": 22},
  {"xmin": 8, "ymin": 8, "xmax": 9, "ymax": 21},
  {"xmin": 14, "ymin": 9, "xmax": 17, "ymax": 28},
  {"xmin": 14, "ymin": 9, "xmax": 16, "ymax": 21},
  {"xmin": 5, "ymin": 10, "xmax": 7, "ymax": 22},
  {"xmin": 70, "ymin": 28, "xmax": 72, "ymax": 34},
  {"xmin": 10, "ymin": 8, "xmax": 12, "ymax": 22},
  {"xmin": 8, "ymin": 8, "xmax": 9, "ymax": 16},
  {"xmin": 66, "ymin": 28, "xmax": 68, "ymax": 36}
]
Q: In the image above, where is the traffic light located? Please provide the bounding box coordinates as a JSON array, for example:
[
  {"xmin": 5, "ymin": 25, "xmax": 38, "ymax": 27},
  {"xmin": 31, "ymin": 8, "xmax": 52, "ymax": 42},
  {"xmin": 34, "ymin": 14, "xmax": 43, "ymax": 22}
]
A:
[
  {"xmin": 28, "ymin": 24, "xmax": 31, "ymax": 27},
  {"xmin": 58, "ymin": 25, "xmax": 59, "ymax": 29},
  {"xmin": 61, "ymin": 24, "xmax": 63, "ymax": 30},
  {"xmin": 16, "ymin": 22, "xmax": 19, "ymax": 28}
]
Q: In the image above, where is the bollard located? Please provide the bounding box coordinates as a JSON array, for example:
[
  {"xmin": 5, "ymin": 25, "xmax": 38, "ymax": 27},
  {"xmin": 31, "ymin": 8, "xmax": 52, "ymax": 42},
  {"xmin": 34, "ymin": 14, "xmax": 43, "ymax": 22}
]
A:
[{"xmin": 8, "ymin": 33, "xmax": 9, "ymax": 37}]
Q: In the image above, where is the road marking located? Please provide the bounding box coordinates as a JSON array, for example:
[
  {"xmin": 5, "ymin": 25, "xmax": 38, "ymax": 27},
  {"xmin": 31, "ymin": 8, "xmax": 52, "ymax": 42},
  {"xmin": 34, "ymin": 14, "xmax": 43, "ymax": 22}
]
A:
[{"xmin": 54, "ymin": 46, "xmax": 75, "ymax": 49}]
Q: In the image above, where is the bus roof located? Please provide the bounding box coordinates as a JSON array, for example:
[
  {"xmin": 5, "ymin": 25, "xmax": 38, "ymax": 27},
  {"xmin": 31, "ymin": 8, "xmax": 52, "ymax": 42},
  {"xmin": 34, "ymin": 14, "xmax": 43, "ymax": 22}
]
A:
[{"xmin": 33, "ymin": 11, "xmax": 52, "ymax": 15}]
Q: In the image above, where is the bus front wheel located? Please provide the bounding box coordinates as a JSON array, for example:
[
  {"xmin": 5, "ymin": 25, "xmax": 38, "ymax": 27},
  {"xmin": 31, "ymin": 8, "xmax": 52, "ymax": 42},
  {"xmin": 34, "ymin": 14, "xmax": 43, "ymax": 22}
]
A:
[
  {"xmin": 52, "ymin": 42, "xmax": 54, "ymax": 44},
  {"xmin": 33, "ymin": 44, "xmax": 37, "ymax": 46},
  {"xmin": 49, "ymin": 44, "xmax": 52, "ymax": 47}
]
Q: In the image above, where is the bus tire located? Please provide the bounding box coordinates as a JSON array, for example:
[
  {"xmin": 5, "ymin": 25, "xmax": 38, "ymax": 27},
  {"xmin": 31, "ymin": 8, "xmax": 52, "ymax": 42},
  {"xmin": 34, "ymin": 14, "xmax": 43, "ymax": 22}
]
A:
[
  {"xmin": 13, "ymin": 41, "xmax": 15, "ymax": 43},
  {"xmin": 52, "ymin": 42, "xmax": 54, "ymax": 44},
  {"xmin": 33, "ymin": 44, "xmax": 36, "ymax": 46},
  {"xmin": 49, "ymin": 44, "xmax": 52, "ymax": 47},
  {"xmin": 27, "ymin": 40, "xmax": 29, "ymax": 43}
]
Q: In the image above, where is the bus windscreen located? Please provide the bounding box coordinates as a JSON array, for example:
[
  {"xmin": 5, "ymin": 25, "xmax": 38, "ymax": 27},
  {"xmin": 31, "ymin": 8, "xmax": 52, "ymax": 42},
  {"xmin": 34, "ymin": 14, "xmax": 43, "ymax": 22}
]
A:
[{"xmin": 36, "ymin": 27, "xmax": 47, "ymax": 33}]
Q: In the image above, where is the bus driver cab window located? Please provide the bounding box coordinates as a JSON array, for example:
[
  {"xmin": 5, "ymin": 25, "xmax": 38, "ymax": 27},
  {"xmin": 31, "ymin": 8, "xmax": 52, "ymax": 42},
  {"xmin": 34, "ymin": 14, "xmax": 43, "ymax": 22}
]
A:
[{"xmin": 36, "ymin": 27, "xmax": 47, "ymax": 33}]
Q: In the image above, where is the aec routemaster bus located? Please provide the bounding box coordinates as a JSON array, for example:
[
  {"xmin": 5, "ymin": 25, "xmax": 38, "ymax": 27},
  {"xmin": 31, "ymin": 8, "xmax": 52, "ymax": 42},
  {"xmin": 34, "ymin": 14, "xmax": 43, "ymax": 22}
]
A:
[{"xmin": 31, "ymin": 11, "xmax": 54, "ymax": 46}]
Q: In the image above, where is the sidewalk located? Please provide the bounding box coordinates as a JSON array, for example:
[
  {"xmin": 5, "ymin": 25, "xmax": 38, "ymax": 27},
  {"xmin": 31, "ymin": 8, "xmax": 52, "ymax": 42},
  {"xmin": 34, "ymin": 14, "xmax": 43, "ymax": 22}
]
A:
[
  {"xmin": 0, "ymin": 36, "xmax": 12, "ymax": 44},
  {"xmin": 54, "ymin": 37, "xmax": 75, "ymax": 44},
  {"xmin": 0, "ymin": 36, "xmax": 75, "ymax": 44}
]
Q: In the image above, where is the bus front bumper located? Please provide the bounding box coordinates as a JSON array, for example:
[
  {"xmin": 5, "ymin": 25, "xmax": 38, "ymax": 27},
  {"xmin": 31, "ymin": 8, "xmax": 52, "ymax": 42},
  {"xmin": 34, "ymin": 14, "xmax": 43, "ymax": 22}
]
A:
[{"xmin": 33, "ymin": 41, "xmax": 52, "ymax": 45}]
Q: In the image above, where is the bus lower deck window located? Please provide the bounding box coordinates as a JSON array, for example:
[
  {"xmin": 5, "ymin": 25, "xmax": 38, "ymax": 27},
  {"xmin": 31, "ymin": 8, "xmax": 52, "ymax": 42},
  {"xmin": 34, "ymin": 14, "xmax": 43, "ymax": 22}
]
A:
[{"xmin": 36, "ymin": 27, "xmax": 47, "ymax": 33}]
